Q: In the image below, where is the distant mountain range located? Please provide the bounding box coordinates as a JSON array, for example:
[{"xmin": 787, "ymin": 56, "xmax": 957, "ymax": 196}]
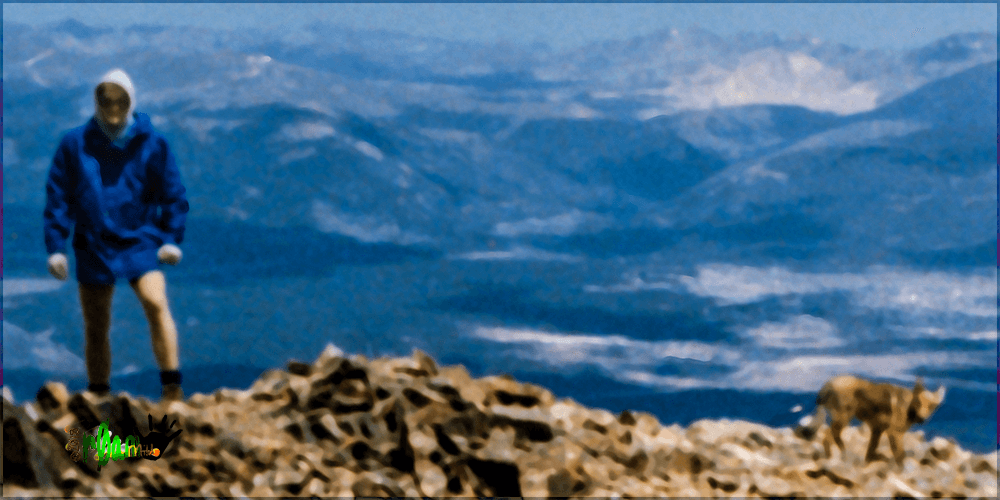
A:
[{"xmin": 3, "ymin": 20, "xmax": 996, "ymax": 268}]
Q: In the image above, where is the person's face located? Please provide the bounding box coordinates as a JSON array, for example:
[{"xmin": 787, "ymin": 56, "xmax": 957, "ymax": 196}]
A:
[{"xmin": 96, "ymin": 83, "xmax": 130, "ymax": 128}]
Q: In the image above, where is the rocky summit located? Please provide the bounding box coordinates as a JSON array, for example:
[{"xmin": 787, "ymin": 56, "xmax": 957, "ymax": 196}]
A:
[{"xmin": 3, "ymin": 344, "xmax": 997, "ymax": 498}]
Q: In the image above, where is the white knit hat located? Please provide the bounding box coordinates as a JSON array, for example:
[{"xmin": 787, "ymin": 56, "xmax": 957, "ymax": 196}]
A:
[{"xmin": 96, "ymin": 68, "xmax": 136, "ymax": 118}]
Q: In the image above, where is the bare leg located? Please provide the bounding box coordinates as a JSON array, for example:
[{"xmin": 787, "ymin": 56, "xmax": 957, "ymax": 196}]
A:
[
  {"xmin": 79, "ymin": 282, "xmax": 115, "ymax": 388},
  {"xmin": 128, "ymin": 270, "xmax": 179, "ymax": 371}
]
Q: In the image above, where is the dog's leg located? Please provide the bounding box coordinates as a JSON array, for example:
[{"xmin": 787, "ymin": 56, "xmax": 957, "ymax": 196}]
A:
[
  {"xmin": 888, "ymin": 430, "xmax": 905, "ymax": 466},
  {"xmin": 864, "ymin": 426, "xmax": 884, "ymax": 463},
  {"xmin": 830, "ymin": 420, "xmax": 847, "ymax": 456}
]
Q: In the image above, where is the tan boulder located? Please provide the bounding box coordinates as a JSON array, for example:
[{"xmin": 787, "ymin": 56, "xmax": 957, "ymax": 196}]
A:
[
  {"xmin": 273, "ymin": 468, "xmax": 307, "ymax": 493},
  {"xmin": 629, "ymin": 410, "xmax": 663, "ymax": 438},
  {"xmin": 3, "ymin": 400, "xmax": 81, "ymax": 490},
  {"xmin": 429, "ymin": 374, "xmax": 488, "ymax": 412},
  {"xmin": 547, "ymin": 464, "xmax": 594, "ymax": 496},
  {"xmin": 414, "ymin": 456, "xmax": 449, "ymax": 496},
  {"xmin": 381, "ymin": 348, "xmax": 438, "ymax": 379},
  {"xmin": 520, "ymin": 469, "xmax": 554, "ymax": 497},
  {"xmin": 717, "ymin": 441, "xmax": 779, "ymax": 470},
  {"xmin": 304, "ymin": 476, "xmax": 330, "ymax": 496},
  {"xmin": 352, "ymin": 469, "xmax": 405, "ymax": 496},
  {"xmin": 434, "ymin": 363, "xmax": 473, "ymax": 386},
  {"xmin": 752, "ymin": 473, "xmax": 794, "ymax": 497},
  {"xmin": 480, "ymin": 374, "xmax": 555, "ymax": 408},
  {"xmin": 248, "ymin": 372, "xmax": 290, "ymax": 406},
  {"xmin": 285, "ymin": 374, "xmax": 312, "ymax": 409},
  {"xmin": 311, "ymin": 342, "xmax": 346, "ymax": 372},
  {"xmin": 411, "ymin": 348, "xmax": 440, "ymax": 376},
  {"xmin": 705, "ymin": 471, "xmax": 747, "ymax": 495},
  {"xmin": 35, "ymin": 381, "xmax": 71, "ymax": 414},
  {"xmin": 240, "ymin": 481, "xmax": 272, "ymax": 497},
  {"xmin": 286, "ymin": 359, "xmax": 312, "ymax": 377}
]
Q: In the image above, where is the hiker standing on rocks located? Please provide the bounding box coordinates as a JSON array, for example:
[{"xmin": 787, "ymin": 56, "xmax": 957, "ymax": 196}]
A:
[{"xmin": 43, "ymin": 69, "xmax": 190, "ymax": 403}]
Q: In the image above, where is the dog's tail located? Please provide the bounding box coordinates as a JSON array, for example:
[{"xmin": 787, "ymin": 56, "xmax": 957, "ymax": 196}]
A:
[{"xmin": 794, "ymin": 385, "xmax": 831, "ymax": 440}]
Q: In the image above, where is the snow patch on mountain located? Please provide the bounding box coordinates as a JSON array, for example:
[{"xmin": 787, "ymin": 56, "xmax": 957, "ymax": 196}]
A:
[
  {"xmin": 450, "ymin": 247, "xmax": 584, "ymax": 263},
  {"xmin": 2, "ymin": 322, "xmax": 85, "ymax": 375},
  {"xmin": 621, "ymin": 350, "xmax": 992, "ymax": 393},
  {"xmin": 281, "ymin": 121, "xmax": 337, "ymax": 141},
  {"xmin": 416, "ymin": 128, "xmax": 485, "ymax": 145},
  {"xmin": 354, "ymin": 140, "xmax": 385, "ymax": 161},
  {"xmin": 278, "ymin": 147, "xmax": 317, "ymax": 165},
  {"xmin": 783, "ymin": 119, "xmax": 931, "ymax": 154},
  {"xmin": 566, "ymin": 103, "xmax": 600, "ymax": 119},
  {"xmin": 469, "ymin": 321, "xmax": 992, "ymax": 393},
  {"xmin": 241, "ymin": 54, "xmax": 272, "ymax": 78},
  {"xmin": 741, "ymin": 315, "xmax": 844, "ymax": 349},
  {"xmin": 311, "ymin": 199, "xmax": 428, "ymax": 244},
  {"xmin": 470, "ymin": 325, "xmax": 732, "ymax": 366},
  {"xmin": 590, "ymin": 91, "xmax": 622, "ymax": 99},
  {"xmin": 23, "ymin": 48, "xmax": 55, "ymax": 87},
  {"xmin": 3, "ymin": 279, "xmax": 66, "ymax": 298},
  {"xmin": 653, "ymin": 50, "xmax": 880, "ymax": 115},
  {"xmin": 183, "ymin": 118, "xmax": 246, "ymax": 143},
  {"xmin": 678, "ymin": 264, "xmax": 997, "ymax": 318},
  {"xmin": 312, "ymin": 199, "xmax": 400, "ymax": 242},
  {"xmin": 493, "ymin": 209, "xmax": 613, "ymax": 237},
  {"xmin": 712, "ymin": 51, "xmax": 879, "ymax": 114},
  {"xmin": 740, "ymin": 162, "xmax": 789, "ymax": 185},
  {"xmin": 891, "ymin": 326, "xmax": 998, "ymax": 342}
]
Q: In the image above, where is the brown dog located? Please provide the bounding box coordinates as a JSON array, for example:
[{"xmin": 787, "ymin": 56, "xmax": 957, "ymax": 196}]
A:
[{"xmin": 795, "ymin": 375, "xmax": 945, "ymax": 465}]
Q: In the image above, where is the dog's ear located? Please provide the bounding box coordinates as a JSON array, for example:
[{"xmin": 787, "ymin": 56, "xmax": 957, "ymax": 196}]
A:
[
  {"xmin": 912, "ymin": 377, "xmax": 925, "ymax": 393},
  {"xmin": 933, "ymin": 385, "xmax": 946, "ymax": 403}
]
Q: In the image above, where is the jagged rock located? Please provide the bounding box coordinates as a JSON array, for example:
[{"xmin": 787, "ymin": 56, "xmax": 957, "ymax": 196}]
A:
[
  {"xmin": 383, "ymin": 349, "xmax": 437, "ymax": 380},
  {"xmin": 519, "ymin": 469, "xmax": 553, "ymax": 497},
  {"xmin": 3, "ymin": 386, "xmax": 15, "ymax": 404},
  {"xmin": 311, "ymin": 342, "xmax": 346, "ymax": 373},
  {"xmin": 6, "ymin": 347, "xmax": 995, "ymax": 498},
  {"xmin": 352, "ymin": 469, "xmax": 405, "ymax": 496},
  {"xmin": 273, "ymin": 468, "xmax": 306, "ymax": 493},
  {"xmin": 547, "ymin": 464, "xmax": 594, "ymax": 496},
  {"xmin": 286, "ymin": 359, "xmax": 312, "ymax": 377},
  {"xmin": 928, "ymin": 435, "xmax": 956, "ymax": 461},
  {"xmin": 718, "ymin": 441, "xmax": 779, "ymax": 469},
  {"xmin": 248, "ymin": 369, "xmax": 289, "ymax": 399},
  {"xmin": 307, "ymin": 410, "xmax": 349, "ymax": 445},
  {"xmin": 753, "ymin": 473, "xmax": 794, "ymax": 497},
  {"xmin": 414, "ymin": 456, "xmax": 449, "ymax": 495},
  {"xmin": 35, "ymin": 381, "xmax": 71, "ymax": 414},
  {"xmin": 3, "ymin": 400, "xmax": 79, "ymax": 489},
  {"xmin": 434, "ymin": 369, "xmax": 489, "ymax": 412},
  {"xmin": 411, "ymin": 348, "xmax": 440, "ymax": 377},
  {"xmin": 629, "ymin": 410, "xmax": 663, "ymax": 438},
  {"xmin": 705, "ymin": 472, "xmax": 744, "ymax": 494},
  {"xmin": 663, "ymin": 445, "xmax": 713, "ymax": 475}
]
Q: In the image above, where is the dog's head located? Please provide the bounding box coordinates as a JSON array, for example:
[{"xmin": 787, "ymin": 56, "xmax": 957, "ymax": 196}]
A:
[{"xmin": 908, "ymin": 378, "xmax": 946, "ymax": 424}]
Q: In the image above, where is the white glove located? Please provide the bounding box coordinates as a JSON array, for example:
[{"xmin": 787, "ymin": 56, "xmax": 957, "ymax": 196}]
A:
[
  {"xmin": 48, "ymin": 253, "xmax": 69, "ymax": 281},
  {"xmin": 157, "ymin": 244, "xmax": 183, "ymax": 265}
]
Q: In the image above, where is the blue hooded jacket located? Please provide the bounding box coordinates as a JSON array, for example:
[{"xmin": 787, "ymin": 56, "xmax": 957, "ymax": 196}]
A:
[{"xmin": 44, "ymin": 112, "xmax": 190, "ymax": 284}]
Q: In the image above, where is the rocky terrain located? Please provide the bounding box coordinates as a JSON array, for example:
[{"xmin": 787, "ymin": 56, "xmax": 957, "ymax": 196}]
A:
[{"xmin": 3, "ymin": 345, "xmax": 997, "ymax": 498}]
